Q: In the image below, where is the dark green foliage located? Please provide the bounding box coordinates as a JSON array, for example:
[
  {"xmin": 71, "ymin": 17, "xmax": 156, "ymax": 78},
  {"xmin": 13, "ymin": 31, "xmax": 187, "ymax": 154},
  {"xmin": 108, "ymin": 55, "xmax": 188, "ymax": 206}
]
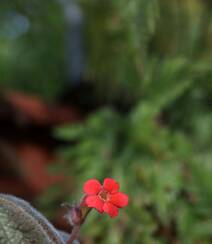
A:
[
  {"xmin": 0, "ymin": 0, "xmax": 65, "ymax": 99},
  {"xmin": 79, "ymin": 0, "xmax": 159, "ymax": 101}
]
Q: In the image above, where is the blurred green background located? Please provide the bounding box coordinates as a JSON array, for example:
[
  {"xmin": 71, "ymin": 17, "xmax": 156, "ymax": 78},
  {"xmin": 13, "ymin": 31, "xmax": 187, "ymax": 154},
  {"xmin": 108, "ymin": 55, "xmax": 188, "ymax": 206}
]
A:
[{"xmin": 0, "ymin": 0, "xmax": 212, "ymax": 243}]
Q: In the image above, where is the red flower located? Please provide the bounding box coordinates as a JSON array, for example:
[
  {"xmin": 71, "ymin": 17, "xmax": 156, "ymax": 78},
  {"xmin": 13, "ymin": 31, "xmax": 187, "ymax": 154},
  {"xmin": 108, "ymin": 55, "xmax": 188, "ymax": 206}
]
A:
[{"xmin": 83, "ymin": 178, "xmax": 128, "ymax": 218}]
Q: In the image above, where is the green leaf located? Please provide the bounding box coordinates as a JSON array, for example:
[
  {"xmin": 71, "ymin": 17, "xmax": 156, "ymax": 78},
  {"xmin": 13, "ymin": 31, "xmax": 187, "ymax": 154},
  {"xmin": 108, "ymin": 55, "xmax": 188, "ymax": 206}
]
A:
[{"xmin": 0, "ymin": 194, "xmax": 65, "ymax": 244}]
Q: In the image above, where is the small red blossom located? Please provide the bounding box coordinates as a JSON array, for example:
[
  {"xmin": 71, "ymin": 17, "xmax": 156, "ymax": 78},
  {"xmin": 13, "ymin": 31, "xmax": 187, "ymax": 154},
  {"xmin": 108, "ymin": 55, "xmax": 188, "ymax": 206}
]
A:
[{"xmin": 83, "ymin": 178, "xmax": 128, "ymax": 218}]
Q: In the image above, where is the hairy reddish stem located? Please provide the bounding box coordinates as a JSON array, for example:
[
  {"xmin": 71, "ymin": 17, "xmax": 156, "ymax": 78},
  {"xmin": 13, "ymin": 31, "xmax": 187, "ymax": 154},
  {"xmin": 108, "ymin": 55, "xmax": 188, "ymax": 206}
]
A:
[
  {"xmin": 66, "ymin": 225, "xmax": 80, "ymax": 244},
  {"xmin": 65, "ymin": 196, "xmax": 91, "ymax": 244}
]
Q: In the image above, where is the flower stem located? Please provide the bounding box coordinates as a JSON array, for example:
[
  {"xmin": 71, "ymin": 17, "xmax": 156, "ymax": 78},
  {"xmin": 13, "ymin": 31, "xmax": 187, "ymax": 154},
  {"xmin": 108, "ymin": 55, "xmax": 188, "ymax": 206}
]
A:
[
  {"xmin": 66, "ymin": 225, "xmax": 80, "ymax": 244},
  {"xmin": 65, "ymin": 196, "xmax": 91, "ymax": 244}
]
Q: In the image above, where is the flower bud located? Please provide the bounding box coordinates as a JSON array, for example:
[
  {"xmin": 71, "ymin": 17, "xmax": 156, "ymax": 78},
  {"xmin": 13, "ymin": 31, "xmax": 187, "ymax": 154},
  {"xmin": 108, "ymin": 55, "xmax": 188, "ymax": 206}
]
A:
[{"xmin": 64, "ymin": 204, "xmax": 82, "ymax": 226}]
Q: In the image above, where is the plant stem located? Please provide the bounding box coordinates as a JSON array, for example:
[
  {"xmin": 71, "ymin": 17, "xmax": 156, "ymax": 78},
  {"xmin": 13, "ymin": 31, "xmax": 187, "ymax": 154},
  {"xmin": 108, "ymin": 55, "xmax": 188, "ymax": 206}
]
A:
[
  {"xmin": 65, "ymin": 197, "xmax": 91, "ymax": 244},
  {"xmin": 66, "ymin": 225, "xmax": 80, "ymax": 244}
]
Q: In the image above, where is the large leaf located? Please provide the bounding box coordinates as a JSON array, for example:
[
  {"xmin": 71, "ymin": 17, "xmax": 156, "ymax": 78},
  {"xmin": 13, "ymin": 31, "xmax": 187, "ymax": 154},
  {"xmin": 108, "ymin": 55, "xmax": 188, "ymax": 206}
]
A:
[{"xmin": 0, "ymin": 194, "xmax": 66, "ymax": 244}]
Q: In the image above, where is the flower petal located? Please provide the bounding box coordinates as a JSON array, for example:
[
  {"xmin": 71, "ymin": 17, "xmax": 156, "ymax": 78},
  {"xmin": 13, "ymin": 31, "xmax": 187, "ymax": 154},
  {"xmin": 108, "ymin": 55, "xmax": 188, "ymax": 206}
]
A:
[
  {"xmin": 103, "ymin": 202, "xmax": 119, "ymax": 218},
  {"xmin": 85, "ymin": 195, "xmax": 104, "ymax": 213},
  {"xmin": 83, "ymin": 179, "xmax": 101, "ymax": 195},
  {"xmin": 110, "ymin": 192, "xmax": 129, "ymax": 208},
  {"xmin": 103, "ymin": 178, "xmax": 119, "ymax": 193}
]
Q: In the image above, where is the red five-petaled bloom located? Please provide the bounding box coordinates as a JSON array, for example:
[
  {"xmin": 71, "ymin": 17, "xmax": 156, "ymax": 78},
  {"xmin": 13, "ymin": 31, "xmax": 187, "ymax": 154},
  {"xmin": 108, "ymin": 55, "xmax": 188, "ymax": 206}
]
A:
[{"xmin": 83, "ymin": 178, "xmax": 128, "ymax": 218}]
